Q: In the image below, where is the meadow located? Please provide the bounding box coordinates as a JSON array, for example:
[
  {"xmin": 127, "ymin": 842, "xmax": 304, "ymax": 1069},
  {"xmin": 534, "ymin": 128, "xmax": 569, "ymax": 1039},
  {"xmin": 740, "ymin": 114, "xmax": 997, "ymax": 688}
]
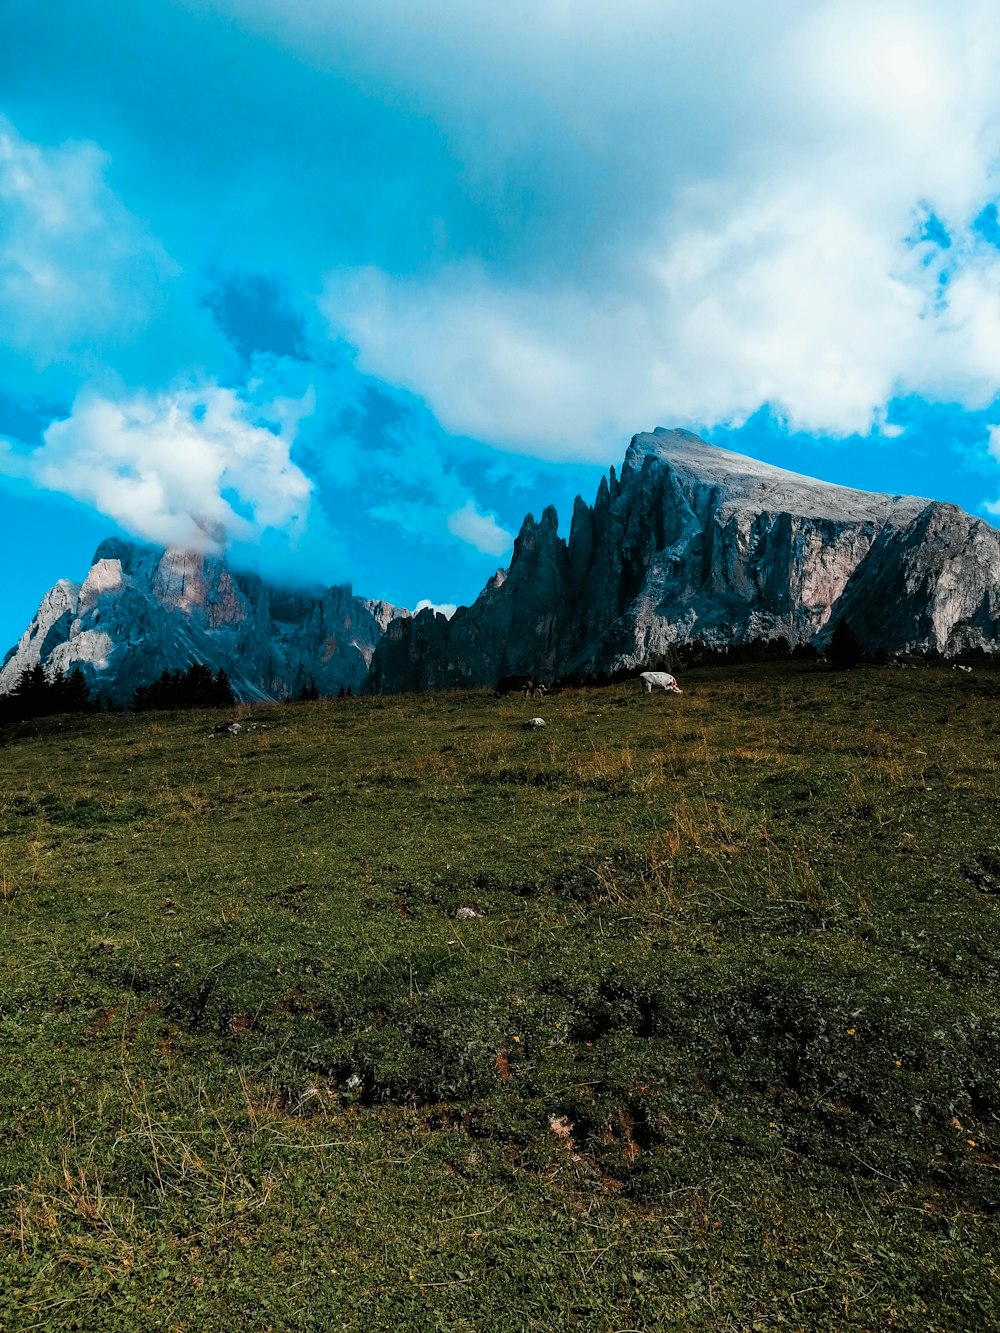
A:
[{"xmin": 0, "ymin": 663, "xmax": 997, "ymax": 1331}]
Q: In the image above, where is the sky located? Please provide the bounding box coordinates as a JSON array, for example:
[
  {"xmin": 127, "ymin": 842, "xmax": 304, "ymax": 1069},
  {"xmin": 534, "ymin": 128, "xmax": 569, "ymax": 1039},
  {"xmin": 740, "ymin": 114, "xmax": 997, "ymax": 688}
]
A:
[{"xmin": 3, "ymin": 0, "xmax": 1000, "ymax": 650}]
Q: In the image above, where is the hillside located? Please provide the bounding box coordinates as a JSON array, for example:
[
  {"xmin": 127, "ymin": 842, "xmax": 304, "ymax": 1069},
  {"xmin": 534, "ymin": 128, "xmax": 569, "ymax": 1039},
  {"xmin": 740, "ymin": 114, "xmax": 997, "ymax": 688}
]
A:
[{"xmin": 1, "ymin": 664, "xmax": 997, "ymax": 1329}]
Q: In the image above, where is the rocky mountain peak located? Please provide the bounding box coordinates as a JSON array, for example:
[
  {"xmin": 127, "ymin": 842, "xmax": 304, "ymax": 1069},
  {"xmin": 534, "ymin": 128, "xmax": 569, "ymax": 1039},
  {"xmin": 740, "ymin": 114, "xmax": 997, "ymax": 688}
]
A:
[
  {"xmin": 370, "ymin": 428, "xmax": 1000, "ymax": 691},
  {"xmin": 626, "ymin": 429, "xmax": 929, "ymax": 525},
  {"xmin": 1, "ymin": 538, "xmax": 408, "ymax": 704}
]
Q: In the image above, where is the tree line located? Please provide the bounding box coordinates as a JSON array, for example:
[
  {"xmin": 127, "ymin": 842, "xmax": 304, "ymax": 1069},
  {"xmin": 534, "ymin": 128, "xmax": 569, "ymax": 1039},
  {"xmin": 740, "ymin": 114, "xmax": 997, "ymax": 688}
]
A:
[
  {"xmin": 0, "ymin": 661, "xmax": 238, "ymax": 723},
  {"xmin": 132, "ymin": 664, "xmax": 235, "ymax": 711},
  {"xmin": 0, "ymin": 623, "xmax": 981, "ymax": 723},
  {"xmin": 0, "ymin": 665, "xmax": 94, "ymax": 723},
  {"xmin": 552, "ymin": 620, "xmax": 973, "ymax": 688},
  {"xmin": 0, "ymin": 659, "xmax": 358, "ymax": 723}
]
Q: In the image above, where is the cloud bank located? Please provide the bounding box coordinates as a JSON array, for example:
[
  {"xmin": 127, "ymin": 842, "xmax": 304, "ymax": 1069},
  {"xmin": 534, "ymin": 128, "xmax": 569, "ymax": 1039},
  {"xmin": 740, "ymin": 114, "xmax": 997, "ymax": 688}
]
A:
[
  {"xmin": 0, "ymin": 117, "xmax": 172, "ymax": 363},
  {"xmin": 291, "ymin": 0, "xmax": 1000, "ymax": 454}
]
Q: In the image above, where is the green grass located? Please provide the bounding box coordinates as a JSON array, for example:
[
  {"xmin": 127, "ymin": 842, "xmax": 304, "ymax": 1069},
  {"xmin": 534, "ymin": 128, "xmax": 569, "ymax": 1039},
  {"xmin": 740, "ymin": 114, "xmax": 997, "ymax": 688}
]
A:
[{"xmin": 1, "ymin": 664, "xmax": 998, "ymax": 1330}]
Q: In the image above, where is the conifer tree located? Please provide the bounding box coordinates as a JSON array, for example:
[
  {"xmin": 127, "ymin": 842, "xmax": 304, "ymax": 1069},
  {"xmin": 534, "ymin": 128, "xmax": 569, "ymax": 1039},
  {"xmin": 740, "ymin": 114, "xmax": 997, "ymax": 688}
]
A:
[{"xmin": 827, "ymin": 621, "xmax": 866, "ymax": 670}]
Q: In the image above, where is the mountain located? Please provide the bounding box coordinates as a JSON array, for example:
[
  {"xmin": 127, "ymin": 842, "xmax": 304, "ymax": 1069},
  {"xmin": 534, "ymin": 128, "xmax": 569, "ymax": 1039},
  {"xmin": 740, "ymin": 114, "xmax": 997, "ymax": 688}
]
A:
[
  {"xmin": 0, "ymin": 538, "xmax": 407, "ymax": 704},
  {"xmin": 6, "ymin": 430, "xmax": 999, "ymax": 704},
  {"xmin": 369, "ymin": 429, "xmax": 1000, "ymax": 690}
]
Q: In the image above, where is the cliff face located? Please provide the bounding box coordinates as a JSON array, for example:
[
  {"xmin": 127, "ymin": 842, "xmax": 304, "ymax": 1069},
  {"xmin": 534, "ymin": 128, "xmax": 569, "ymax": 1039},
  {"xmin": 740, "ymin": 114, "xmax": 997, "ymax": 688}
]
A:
[
  {"xmin": 370, "ymin": 429, "xmax": 1000, "ymax": 690},
  {"xmin": 0, "ymin": 538, "xmax": 408, "ymax": 704}
]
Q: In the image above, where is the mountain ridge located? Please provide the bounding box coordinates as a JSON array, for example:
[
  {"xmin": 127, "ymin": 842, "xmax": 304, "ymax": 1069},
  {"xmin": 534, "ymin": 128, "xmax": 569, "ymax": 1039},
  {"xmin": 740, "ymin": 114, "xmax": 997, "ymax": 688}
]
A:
[{"xmin": 4, "ymin": 429, "xmax": 999, "ymax": 702}]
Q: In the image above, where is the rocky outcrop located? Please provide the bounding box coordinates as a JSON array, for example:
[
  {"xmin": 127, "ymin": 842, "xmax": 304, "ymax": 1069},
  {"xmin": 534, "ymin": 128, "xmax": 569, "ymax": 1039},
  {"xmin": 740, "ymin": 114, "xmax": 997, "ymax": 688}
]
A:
[
  {"xmin": 370, "ymin": 429, "xmax": 1000, "ymax": 690},
  {"xmin": 831, "ymin": 501, "xmax": 1000, "ymax": 656},
  {"xmin": 0, "ymin": 538, "xmax": 408, "ymax": 704}
]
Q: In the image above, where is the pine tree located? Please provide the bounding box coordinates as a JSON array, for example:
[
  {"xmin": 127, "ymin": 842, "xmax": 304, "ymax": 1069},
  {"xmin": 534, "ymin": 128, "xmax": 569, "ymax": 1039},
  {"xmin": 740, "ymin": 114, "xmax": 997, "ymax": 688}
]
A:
[
  {"xmin": 827, "ymin": 621, "xmax": 866, "ymax": 670},
  {"xmin": 213, "ymin": 669, "xmax": 236, "ymax": 707},
  {"xmin": 13, "ymin": 665, "xmax": 48, "ymax": 718}
]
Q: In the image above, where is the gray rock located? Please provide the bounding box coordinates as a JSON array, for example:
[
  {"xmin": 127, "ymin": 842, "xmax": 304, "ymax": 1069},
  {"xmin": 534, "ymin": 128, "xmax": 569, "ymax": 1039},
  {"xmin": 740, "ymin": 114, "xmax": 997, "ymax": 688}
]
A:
[
  {"xmin": 522, "ymin": 717, "xmax": 546, "ymax": 729},
  {"xmin": 455, "ymin": 906, "xmax": 479, "ymax": 919},
  {"xmin": 370, "ymin": 429, "xmax": 1000, "ymax": 689}
]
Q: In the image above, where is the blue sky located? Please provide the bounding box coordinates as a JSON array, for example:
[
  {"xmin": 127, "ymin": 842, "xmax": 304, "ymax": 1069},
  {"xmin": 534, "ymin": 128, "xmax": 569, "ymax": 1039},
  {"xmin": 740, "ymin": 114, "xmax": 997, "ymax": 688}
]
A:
[{"xmin": 3, "ymin": 1, "xmax": 1000, "ymax": 650}]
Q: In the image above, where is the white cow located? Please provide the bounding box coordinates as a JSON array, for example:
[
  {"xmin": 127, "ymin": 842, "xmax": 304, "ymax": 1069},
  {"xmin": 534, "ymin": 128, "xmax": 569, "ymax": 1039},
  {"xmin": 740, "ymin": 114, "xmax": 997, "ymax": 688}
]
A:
[{"xmin": 639, "ymin": 670, "xmax": 682, "ymax": 695}]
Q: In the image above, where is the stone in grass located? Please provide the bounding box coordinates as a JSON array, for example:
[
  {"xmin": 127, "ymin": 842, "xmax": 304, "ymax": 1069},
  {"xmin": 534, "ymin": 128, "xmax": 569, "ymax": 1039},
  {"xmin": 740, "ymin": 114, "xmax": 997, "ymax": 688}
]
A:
[
  {"xmin": 456, "ymin": 906, "xmax": 480, "ymax": 919},
  {"xmin": 522, "ymin": 717, "xmax": 545, "ymax": 730}
]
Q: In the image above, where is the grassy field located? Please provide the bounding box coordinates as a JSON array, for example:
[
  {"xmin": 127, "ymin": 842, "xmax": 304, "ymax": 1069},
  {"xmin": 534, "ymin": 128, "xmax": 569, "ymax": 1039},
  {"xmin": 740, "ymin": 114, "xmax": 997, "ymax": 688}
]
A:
[{"xmin": 0, "ymin": 663, "xmax": 998, "ymax": 1331}]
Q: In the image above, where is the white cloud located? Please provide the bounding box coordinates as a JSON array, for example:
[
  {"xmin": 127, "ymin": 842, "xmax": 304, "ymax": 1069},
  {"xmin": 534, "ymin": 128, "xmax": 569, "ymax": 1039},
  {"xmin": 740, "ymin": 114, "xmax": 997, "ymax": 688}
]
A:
[
  {"xmin": 20, "ymin": 383, "xmax": 314, "ymax": 549},
  {"xmin": 299, "ymin": 1, "xmax": 1000, "ymax": 456},
  {"xmin": 413, "ymin": 598, "xmax": 457, "ymax": 619},
  {"xmin": 0, "ymin": 118, "xmax": 173, "ymax": 360},
  {"xmin": 446, "ymin": 500, "xmax": 514, "ymax": 555}
]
